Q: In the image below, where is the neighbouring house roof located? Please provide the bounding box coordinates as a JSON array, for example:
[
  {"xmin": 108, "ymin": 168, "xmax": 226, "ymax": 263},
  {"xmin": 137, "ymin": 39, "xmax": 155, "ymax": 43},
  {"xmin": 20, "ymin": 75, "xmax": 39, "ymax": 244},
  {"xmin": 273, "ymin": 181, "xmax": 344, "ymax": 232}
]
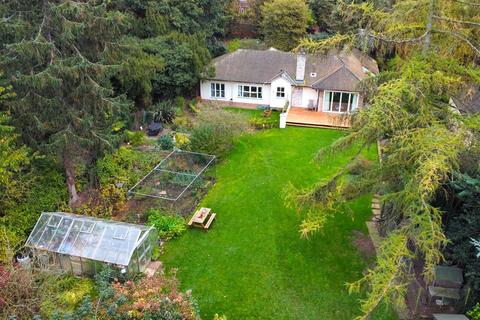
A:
[
  {"xmin": 207, "ymin": 48, "xmax": 379, "ymax": 91},
  {"xmin": 25, "ymin": 212, "xmax": 155, "ymax": 267},
  {"xmin": 451, "ymin": 87, "xmax": 480, "ymax": 114}
]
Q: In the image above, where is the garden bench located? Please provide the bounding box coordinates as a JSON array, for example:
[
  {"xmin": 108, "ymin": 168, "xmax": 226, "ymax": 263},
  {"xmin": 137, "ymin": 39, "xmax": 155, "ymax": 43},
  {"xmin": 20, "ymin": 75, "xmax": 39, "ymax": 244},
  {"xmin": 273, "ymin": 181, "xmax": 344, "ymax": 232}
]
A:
[{"xmin": 203, "ymin": 213, "xmax": 216, "ymax": 230}]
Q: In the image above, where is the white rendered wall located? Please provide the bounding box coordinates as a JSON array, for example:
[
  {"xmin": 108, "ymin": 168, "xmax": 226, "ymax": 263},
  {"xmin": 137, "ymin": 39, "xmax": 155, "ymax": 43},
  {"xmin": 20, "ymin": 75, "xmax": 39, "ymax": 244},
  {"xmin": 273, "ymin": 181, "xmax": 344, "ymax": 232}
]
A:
[
  {"xmin": 270, "ymin": 76, "xmax": 292, "ymax": 109},
  {"xmin": 200, "ymin": 80, "xmax": 271, "ymax": 106}
]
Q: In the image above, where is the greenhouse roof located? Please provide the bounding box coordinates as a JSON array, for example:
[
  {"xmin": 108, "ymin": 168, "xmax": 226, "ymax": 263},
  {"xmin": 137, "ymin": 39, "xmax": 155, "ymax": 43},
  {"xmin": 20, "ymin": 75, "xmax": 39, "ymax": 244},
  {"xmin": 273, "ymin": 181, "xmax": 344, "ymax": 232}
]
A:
[
  {"xmin": 25, "ymin": 212, "xmax": 155, "ymax": 266},
  {"xmin": 128, "ymin": 149, "xmax": 216, "ymax": 201}
]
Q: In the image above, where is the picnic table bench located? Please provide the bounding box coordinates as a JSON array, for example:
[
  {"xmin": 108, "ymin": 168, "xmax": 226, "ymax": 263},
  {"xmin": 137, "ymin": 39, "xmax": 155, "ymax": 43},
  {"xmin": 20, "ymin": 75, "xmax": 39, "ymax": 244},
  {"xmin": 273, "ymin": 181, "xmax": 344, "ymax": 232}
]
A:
[{"xmin": 188, "ymin": 207, "xmax": 216, "ymax": 230}]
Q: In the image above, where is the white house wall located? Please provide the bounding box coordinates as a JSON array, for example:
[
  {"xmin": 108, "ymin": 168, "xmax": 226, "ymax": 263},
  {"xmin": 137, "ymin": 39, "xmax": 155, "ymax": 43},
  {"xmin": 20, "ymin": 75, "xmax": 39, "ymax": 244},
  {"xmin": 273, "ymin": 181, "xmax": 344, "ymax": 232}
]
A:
[
  {"xmin": 300, "ymin": 87, "xmax": 319, "ymax": 109},
  {"xmin": 270, "ymin": 77, "xmax": 292, "ymax": 109},
  {"xmin": 200, "ymin": 80, "xmax": 271, "ymax": 106},
  {"xmin": 200, "ymin": 80, "xmax": 364, "ymax": 112}
]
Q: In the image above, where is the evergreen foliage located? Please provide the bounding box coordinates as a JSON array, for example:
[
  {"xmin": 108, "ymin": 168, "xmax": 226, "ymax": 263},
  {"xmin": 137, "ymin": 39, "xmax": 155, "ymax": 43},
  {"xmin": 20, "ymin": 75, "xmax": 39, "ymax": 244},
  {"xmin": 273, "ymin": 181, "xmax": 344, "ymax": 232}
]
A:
[
  {"xmin": 0, "ymin": 0, "xmax": 133, "ymax": 204},
  {"xmin": 290, "ymin": 1, "xmax": 480, "ymax": 318},
  {"xmin": 261, "ymin": 0, "xmax": 311, "ymax": 51},
  {"xmin": 444, "ymin": 173, "xmax": 480, "ymax": 305}
]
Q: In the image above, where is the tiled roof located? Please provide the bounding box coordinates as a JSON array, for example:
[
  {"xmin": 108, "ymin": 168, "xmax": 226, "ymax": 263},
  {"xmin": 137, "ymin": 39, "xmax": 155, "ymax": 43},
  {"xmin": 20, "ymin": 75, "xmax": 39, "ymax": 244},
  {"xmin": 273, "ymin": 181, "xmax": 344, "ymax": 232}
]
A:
[{"xmin": 207, "ymin": 48, "xmax": 379, "ymax": 91}]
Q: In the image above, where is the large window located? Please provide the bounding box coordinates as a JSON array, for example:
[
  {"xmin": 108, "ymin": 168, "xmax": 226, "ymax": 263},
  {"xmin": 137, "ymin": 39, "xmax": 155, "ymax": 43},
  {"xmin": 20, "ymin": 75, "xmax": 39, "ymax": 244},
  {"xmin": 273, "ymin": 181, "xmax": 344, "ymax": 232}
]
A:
[
  {"xmin": 323, "ymin": 91, "xmax": 358, "ymax": 113},
  {"xmin": 276, "ymin": 87, "xmax": 285, "ymax": 98},
  {"xmin": 210, "ymin": 83, "xmax": 225, "ymax": 98},
  {"xmin": 238, "ymin": 85, "xmax": 263, "ymax": 99}
]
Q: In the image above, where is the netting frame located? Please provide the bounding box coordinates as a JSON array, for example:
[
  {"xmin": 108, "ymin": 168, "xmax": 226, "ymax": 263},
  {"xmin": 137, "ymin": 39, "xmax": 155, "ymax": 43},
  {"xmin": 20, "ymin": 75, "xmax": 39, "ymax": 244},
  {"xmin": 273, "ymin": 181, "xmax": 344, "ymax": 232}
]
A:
[{"xmin": 127, "ymin": 149, "xmax": 216, "ymax": 201}]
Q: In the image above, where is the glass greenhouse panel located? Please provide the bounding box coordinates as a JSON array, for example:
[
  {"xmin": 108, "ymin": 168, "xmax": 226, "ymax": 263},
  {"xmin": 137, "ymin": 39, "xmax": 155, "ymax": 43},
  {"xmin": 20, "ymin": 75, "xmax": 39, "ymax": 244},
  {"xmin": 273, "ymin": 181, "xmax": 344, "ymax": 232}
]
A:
[{"xmin": 26, "ymin": 212, "xmax": 157, "ymax": 273}]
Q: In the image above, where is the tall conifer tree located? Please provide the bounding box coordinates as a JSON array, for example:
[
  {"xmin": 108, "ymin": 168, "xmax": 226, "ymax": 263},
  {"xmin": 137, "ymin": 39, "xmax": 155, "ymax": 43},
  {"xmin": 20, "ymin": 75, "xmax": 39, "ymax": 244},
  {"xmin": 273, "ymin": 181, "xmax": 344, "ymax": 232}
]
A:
[
  {"xmin": 0, "ymin": 0, "xmax": 132, "ymax": 204},
  {"xmin": 289, "ymin": 0, "xmax": 480, "ymax": 317}
]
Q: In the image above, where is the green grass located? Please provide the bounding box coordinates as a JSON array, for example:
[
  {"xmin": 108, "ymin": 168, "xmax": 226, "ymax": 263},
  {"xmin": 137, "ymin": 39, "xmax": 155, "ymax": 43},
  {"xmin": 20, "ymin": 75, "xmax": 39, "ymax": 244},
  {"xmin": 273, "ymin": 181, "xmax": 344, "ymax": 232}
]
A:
[{"xmin": 162, "ymin": 127, "xmax": 397, "ymax": 320}]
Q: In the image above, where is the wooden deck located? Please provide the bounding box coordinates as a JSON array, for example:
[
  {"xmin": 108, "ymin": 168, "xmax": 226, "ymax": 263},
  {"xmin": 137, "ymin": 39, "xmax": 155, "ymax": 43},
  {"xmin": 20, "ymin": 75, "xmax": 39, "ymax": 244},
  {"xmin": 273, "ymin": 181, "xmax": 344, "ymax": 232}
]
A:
[{"xmin": 286, "ymin": 107, "xmax": 350, "ymax": 128}]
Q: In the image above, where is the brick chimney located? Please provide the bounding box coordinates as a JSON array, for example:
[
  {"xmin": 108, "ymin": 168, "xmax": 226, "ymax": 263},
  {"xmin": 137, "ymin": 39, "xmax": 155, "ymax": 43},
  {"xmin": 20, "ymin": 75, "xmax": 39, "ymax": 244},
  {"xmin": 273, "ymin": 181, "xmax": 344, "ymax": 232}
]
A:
[{"xmin": 295, "ymin": 49, "xmax": 306, "ymax": 82}]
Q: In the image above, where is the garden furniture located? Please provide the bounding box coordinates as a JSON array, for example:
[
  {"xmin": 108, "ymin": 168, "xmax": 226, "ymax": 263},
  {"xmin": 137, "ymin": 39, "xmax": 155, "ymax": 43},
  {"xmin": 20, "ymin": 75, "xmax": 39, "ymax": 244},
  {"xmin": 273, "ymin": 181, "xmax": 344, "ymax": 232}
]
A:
[{"xmin": 188, "ymin": 207, "xmax": 216, "ymax": 230}]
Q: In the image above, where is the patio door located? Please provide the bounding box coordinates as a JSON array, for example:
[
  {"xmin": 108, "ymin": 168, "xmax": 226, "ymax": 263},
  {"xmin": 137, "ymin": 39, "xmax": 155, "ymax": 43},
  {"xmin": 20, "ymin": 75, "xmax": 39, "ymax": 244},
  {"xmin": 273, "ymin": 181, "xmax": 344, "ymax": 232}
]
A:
[{"xmin": 292, "ymin": 87, "xmax": 303, "ymax": 107}]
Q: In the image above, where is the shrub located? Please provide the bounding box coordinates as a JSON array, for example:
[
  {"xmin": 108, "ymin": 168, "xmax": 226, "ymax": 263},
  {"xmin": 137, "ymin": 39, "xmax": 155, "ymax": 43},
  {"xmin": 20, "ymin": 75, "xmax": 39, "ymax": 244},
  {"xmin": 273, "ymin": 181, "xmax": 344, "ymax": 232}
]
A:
[
  {"xmin": 469, "ymin": 302, "xmax": 480, "ymax": 320},
  {"xmin": 175, "ymin": 96, "xmax": 185, "ymax": 116},
  {"xmin": 97, "ymin": 146, "xmax": 142, "ymax": 188},
  {"xmin": 172, "ymin": 116, "xmax": 192, "ymax": 131},
  {"xmin": 249, "ymin": 116, "xmax": 278, "ymax": 129},
  {"xmin": 0, "ymin": 163, "xmax": 68, "ymax": 263},
  {"xmin": 227, "ymin": 38, "xmax": 241, "ymax": 52},
  {"xmin": 188, "ymin": 98, "xmax": 200, "ymax": 113},
  {"xmin": 175, "ymin": 132, "xmax": 191, "ymax": 149},
  {"xmin": 51, "ymin": 268, "xmax": 198, "ymax": 320},
  {"xmin": 444, "ymin": 172, "xmax": 480, "ymax": 305},
  {"xmin": 157, "ymin": 135, "xmax": 174, "ymax": 150},
  {"xmin": 190, "ymin": 107, "xmax": 248, "ymax": 157},
  {"xmin": 0, "ymin": 265, "xmax": 40, "ymax": 319},
  {"xmin": 147, "ymin": 209, "xmax": 186, "ymax": 240},
  {"xmin": 125, "ymin": 130, "xmax": 146, "ymax": 147},
  {"xmin": 152, "ymin": 100, "xmax": 176, "ymax": 124},
  {"xmin": 76, "ymin": 184, "xmax": 126, "ymax": 218},
  {"xmin": 41, "ymin": 275, "xmax": 95, "ymax": 317}
]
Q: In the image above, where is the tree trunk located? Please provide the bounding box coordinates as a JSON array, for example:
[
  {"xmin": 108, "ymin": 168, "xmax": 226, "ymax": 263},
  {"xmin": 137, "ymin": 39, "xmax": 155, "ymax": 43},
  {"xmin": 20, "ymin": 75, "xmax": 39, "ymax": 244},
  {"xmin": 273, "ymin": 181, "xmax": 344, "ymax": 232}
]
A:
[
  {"xmin": 64, "ymin": 153, "xmax": 79, "ymax": 205},
  {"xmin": 423, "ymin": 0, "xmax": 435, "ymax": 54},
  {"xmin": 133, "ymin": 109, "xmax": 144, "ymax": 130}
]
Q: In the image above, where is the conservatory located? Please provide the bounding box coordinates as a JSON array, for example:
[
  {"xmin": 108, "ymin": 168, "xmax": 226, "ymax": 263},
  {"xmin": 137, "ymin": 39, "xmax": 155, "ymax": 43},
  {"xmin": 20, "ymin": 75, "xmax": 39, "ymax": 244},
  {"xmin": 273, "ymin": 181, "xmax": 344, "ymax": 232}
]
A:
[{"xmin": 25, "ymin": 212, "xmax": 158, "ymax": 276}]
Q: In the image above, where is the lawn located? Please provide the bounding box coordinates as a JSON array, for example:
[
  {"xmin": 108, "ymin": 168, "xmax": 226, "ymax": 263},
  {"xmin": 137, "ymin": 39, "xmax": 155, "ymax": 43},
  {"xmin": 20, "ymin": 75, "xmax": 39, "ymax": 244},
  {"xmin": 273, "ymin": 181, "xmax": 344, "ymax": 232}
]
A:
[{"xmin": 162, "ymin": 126, "xmax": 397, "ymax": 319}]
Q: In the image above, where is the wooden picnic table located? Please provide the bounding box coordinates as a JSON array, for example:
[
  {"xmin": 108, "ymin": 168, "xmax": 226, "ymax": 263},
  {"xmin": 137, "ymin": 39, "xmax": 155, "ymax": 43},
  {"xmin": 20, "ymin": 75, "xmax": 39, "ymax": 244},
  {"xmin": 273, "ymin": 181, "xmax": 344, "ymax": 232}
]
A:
[{"xmin": 188, "ymin": 207, "xmax": 216, "ymax": 230}]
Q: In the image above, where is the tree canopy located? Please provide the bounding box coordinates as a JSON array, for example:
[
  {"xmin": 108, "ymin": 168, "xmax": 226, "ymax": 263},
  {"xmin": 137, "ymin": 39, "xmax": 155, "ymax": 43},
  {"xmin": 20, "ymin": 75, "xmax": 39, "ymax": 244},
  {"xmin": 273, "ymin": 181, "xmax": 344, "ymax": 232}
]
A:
[
  {"xmin": 261, "ymin": 0, "xmax": 311, "ymax": 50},
  {"xmin": 288, "ymin": 0, "xmax": 480, "ymax": 318},
  {"xmin": 0, "ymin": 0, "xmax": 133, "ymax": 204}
]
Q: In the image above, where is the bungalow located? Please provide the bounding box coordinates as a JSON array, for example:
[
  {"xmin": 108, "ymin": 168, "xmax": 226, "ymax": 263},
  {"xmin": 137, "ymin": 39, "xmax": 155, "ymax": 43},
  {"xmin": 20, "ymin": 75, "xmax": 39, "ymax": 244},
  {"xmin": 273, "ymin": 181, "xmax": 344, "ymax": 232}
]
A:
[{"xmin": 200, "ymin": 48, "xmax": 379, "ymax": 127}]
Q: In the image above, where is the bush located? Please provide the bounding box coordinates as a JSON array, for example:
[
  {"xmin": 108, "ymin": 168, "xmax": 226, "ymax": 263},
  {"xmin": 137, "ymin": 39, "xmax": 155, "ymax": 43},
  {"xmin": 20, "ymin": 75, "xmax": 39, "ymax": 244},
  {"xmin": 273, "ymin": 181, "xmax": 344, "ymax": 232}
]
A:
[
  {"xmin": 190, "ymin": 107, "xmax": 248, "ymax": 157},
  {"xmin": 227, "ymin": 38, "xmax": 241, "ymax": 52},
  {"xmin": 249, "ymin": 116, "xmax": 278, "ymax": 129},
  {"xmin": 97, "ymin": 146, "xmax": 166, "ymax": 187},
  {"xmin": 175, "ymin": 132, "xmax": 191, "ymax": 149},
  {"xmin": 51, "ymin": 268, "xmax": 199, "ymax": 320},
  {"xmin": 41, "ymin": 275, "xmax": 95, "ymax": 317},
  {"xmin": 0, "ymin": 163, "xmax": 68, "ymax": 263},
  {"xmin": 125, "ymin": 130, "xmax": 146, "ymax": 147},
  {"xmin": 157, "ymin": 135, "xmax": 174, "ymax": 150},
  {"xmin": 444, "ymin": 172, "xmax": 480, "ymax": 305},
  {"xmin": 147, "ymin": 209, "xmax": 186, "ymax": 240},
  {"xmin": 175, "ymin": 96, "xmax": 185, "ymax": 116},
  {"xmin": 152, "ymin": 100, "xmax": 176, "ymax": 124},
  {"xmin": 172, "ymin": 116, "xmax": 192, "ymax": 131},
  {"xmin": 469, "ymin": 302, "xmax": 480, "ymax": 320}
]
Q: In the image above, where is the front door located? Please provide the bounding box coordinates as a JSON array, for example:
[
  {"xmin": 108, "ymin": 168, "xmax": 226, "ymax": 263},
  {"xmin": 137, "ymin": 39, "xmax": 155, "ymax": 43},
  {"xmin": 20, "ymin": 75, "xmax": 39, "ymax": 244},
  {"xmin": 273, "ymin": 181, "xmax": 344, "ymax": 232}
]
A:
[{"xmin": 292, "ymin": 87, "xmax": 303, "ymax": 107}]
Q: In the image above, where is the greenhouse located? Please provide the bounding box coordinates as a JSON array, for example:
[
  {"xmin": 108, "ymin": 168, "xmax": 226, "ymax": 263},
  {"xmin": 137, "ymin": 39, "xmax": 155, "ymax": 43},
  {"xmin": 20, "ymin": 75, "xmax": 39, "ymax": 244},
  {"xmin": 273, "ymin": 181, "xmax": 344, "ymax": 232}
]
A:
[{"xmin": 25, "ymin": 212, "xmax": 158, "ymax": 276}]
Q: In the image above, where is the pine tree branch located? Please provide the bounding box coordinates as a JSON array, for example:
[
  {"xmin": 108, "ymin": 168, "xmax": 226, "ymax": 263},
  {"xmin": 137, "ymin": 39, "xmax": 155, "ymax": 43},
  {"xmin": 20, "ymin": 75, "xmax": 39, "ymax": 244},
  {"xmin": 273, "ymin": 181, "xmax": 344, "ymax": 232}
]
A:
[
  {"xmin": 453, "ymin": 0, "xmax": 480, "ymax": 6},
  {"xmin": 432, "ymin": 29, "xmax": 480, "ymax": 56},
  {"xmin": 364, "ymin": 30, "xmax": 429, "ymax": 45},
  {"xmin": 433, "ymin": 15, "xmax": 480, "ymax": 27},
  {"xmin": 34, "ymin": 1, "xmax": 48, "ymax": 42},
  {"xmin": 423, "ymin": 0, "xmax": 435, "ymax": 54}
]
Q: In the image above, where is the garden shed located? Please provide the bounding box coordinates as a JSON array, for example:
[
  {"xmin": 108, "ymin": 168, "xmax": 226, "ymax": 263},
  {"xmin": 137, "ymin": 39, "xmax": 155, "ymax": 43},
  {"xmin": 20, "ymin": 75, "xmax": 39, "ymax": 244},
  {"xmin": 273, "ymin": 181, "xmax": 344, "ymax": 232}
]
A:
[{"xmin": 25, "ymin": 212, "xmax": 158, "ymax": 276}]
